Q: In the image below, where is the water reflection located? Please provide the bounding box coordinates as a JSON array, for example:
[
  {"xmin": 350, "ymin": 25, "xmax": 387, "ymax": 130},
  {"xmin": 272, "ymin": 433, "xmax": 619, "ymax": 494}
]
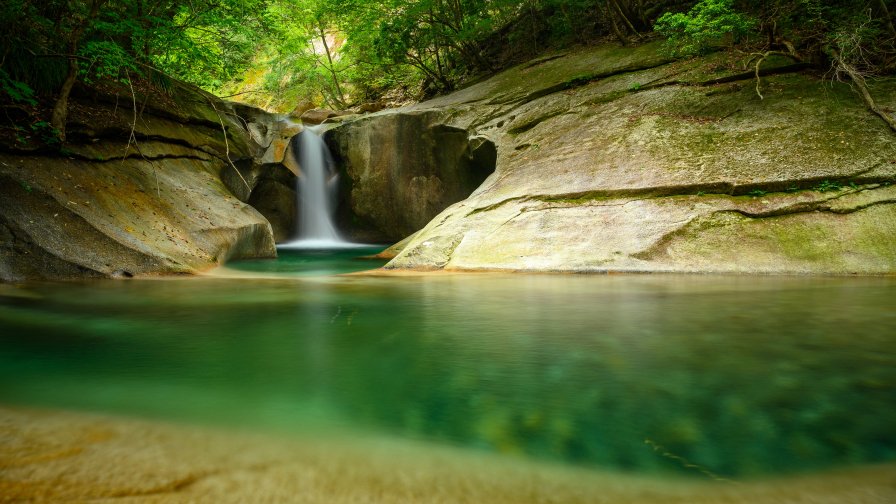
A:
[{"xmin": 1, "ymin": 258, "xmax": 895, "ymax": 479}]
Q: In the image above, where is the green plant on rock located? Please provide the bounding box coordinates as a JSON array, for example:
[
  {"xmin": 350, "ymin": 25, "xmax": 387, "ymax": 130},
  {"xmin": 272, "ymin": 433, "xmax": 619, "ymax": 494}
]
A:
[
  {"xmin": 814, "ymin": 180, "xmax": 843, "ymax": 192},
  {"xmin": 654, "ymin": 0, "xmax": 756, "ymax": 56},
  {"xmin": 30, "ymin": 121, "xmax": 60, "ymax": 145}
]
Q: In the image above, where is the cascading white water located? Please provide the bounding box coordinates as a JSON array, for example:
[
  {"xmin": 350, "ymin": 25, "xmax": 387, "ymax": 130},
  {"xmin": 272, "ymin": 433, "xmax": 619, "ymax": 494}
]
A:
[{"xmin": 279, "ymin": 126, "xmax": 354, "ymax": 249}]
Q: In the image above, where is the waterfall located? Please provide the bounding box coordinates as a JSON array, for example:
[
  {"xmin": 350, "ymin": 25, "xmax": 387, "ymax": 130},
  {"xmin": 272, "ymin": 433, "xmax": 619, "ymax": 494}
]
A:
[{"xmin": 279, "ymin": 126, "xmax": 350, "ymax": 249}]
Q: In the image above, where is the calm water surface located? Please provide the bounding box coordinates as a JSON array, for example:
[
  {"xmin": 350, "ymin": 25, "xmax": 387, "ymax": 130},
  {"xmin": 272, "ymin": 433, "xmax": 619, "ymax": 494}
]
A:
[{"xmin": 1, "ymin": 248, "xmax": 895, "ymax": 479}]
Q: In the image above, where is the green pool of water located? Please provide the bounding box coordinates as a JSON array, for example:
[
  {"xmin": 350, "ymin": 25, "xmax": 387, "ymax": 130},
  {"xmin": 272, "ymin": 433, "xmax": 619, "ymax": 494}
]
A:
[{"xmin": 1, "ymin": 248, "xmax": 895, "ymax": 479}]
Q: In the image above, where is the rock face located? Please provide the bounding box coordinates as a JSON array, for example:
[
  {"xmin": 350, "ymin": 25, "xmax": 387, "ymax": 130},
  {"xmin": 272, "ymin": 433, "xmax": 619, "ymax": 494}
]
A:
[
  {"xmin": 0, "ymin": 83, "xmax": 277, "ymax": 281},
  {"xmin": 361, "ymin": 41, "xmax": 896, "ymax": 273},
  {"xmin": 326, "ymin": 112, "xmax": 497, "ymax": 242},
  {"xmin": 222, "ymin": 107, "xmax": 300, "ymax": 242}
]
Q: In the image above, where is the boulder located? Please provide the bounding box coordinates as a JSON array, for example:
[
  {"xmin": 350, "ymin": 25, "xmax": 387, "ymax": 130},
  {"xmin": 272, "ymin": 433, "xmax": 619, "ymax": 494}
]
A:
[
  {"xmin": 358, "ymin": 102, "xmax": 385, "ymax": 113},
  {"xmin": 301, "ymin": 108, "xmax": 343, "ymax": 125},
  {"xmin": 351, "ymin": 42, "xmax": 896, "ymax": 274},
  {"xmin": 258, "ymin": 120, "xmax": 303, "ymax": 165},
  {"xmin": 289, "ymin": 99, "xmax": 317, "ymax": 119}
]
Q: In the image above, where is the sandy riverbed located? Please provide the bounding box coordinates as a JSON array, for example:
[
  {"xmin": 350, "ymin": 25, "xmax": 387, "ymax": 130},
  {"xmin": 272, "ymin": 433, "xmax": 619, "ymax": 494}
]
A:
[{"xmin": 2, "ymin": 406, "xmax": 895, "ymax": 503}]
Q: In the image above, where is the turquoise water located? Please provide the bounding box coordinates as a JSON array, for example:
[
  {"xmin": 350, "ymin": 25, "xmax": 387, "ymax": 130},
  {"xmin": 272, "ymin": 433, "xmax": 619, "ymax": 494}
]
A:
[{"xmin": 1, "ymin": 249, "xmax": 895, "ymax": 479}]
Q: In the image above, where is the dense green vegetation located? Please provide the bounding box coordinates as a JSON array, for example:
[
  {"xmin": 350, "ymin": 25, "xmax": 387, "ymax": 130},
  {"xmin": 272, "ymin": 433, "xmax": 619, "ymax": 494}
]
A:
[{"xmin": 1, "ymin": 0, "xmax": 893, "ymax": 137}]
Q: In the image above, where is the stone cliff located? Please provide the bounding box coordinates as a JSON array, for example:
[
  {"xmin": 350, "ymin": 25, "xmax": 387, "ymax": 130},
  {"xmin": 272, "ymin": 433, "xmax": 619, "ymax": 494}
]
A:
[
  {"xmin": 331, "ymin": 41, "xmax": 896, "ymax": 274},
  {"xmin": 0, "ymin": 82, "xmax": 277, "ymax": 281}
]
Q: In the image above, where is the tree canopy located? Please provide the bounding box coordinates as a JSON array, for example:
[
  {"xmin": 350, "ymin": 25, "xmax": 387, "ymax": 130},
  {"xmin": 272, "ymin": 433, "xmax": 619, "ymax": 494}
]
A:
[{"xmin": 1, "ymin": 0, "xmax": 894, "ymax": 138}]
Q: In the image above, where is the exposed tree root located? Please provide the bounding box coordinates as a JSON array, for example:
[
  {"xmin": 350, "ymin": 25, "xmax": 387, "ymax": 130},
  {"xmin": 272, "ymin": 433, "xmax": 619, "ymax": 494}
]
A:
[{"xmin": 829, "ymin": 49, "xmax": 896, "ymax": 133}]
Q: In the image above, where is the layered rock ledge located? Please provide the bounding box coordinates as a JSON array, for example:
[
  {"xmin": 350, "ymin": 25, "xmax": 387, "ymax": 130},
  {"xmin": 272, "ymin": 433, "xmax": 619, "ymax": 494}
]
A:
[
  {"xmin": 334, "ymin": 41, "xmax": 896, "ymax": 274},
  {"xmin": 0, "ymin": 83, "xmax": 277, "ymax": 281}
]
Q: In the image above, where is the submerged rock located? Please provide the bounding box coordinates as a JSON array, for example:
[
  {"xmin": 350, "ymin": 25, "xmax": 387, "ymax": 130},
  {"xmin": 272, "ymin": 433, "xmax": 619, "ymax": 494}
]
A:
[
  {"xmin": 0, "ymin": 83, "xmax": 277, "ymax": 281},
  {"xmin": 347, "ymin": 42, "xmax": 896, "ymax": 273}
]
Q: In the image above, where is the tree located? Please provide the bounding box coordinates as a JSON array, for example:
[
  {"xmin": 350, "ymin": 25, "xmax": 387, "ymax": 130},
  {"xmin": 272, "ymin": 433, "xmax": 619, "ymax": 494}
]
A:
[
  {"xmin": 1, "ymin": 0, "xmax": 272, "ymax": 142},
  {"xmin": 654, "ymin": 0, "xmax": 896, "ymax": 128},
  {"xmin": 50, "ymin": 0, "xmax": 106, "ymax": 141}
]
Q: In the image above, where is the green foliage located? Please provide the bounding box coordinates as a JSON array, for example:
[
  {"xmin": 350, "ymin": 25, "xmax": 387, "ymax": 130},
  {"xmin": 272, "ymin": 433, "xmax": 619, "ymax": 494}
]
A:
[
  {"xmin": 148, "ymin": 0, "xmax": 272, "ymax": 90},
  {"xmin": 79, "ymin": 41, "xmax": 139, "ymax": 84},
  {"xmin": 31, "ymin": 120, "xmax": 60, "ymax": 145},
  {"xmin": 814, "ymin": 180, "xmax": 843, "ymax": 192},
  {"xmin": 747, "ymin": 188, "xmax": 767, "ymax": 197},
  {"xmin": 655, "ymin": 0, "xmax": 756, "ymax": 56},
  {"xmin": 0, "ymin": 69, "xmax": 36, "ymax": 106},
  {"xmin": 2, "ymin": 0, "xmax": 893, "ymax": 124}
]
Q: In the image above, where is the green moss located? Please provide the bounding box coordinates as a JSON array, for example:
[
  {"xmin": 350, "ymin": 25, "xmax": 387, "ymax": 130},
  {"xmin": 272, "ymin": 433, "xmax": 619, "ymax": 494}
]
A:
[
  {"xmin": 537, "ymin": 193, "xmax": 613, "ymax": 205},
  {"xmin": 581, "ymin": 89, "xmax": 629, "ymax": 106},
  {"xmin": 770, "ymin": 221, "xmax": 834, "ymax": 263}
]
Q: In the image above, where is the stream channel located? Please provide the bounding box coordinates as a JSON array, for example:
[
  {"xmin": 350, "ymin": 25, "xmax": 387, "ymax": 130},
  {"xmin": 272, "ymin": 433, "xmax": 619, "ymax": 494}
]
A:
[{"xmin": 1, "ymin": 247, "xmax": 895, "ymax": 482}]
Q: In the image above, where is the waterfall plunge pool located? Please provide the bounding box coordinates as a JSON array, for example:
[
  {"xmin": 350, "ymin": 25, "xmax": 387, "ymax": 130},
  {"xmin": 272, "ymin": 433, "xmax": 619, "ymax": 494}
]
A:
[{"xmin": 1, "ymin": 248, "xmax": 895, "ymax": 498}]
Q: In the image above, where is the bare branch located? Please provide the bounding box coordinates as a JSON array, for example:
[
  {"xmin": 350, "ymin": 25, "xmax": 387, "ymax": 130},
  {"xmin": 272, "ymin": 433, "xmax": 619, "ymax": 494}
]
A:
[
  {"xmin": 124, "ymin": 69, "xmax": 161, "ymax": 197},
  {"xmin": 744, "ymin": 48, "xmax": 801, "ymax": 100},
  {"xmin": 208, "ymin": 98, "xmax": 251, "ymax": 192},
  {"xmin": 829, "ymin": 49, "xmax": 896, "ymax": 133}
]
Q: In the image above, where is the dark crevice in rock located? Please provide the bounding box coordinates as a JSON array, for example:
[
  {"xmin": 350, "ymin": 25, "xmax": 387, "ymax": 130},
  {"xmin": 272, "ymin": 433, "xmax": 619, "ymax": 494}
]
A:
[
  {"xmin": 521, "ymin": 53, "xmax": 569, "ymax": 69},
  {"xmin": 641, "ymin": 63, "xmax": 814, "ymax": 93},
  {"xmin": 631, "ymin": 195, "xmax": 896, "ymax": 261},
  {"xmin": 729, "ymin": 196, "xmax": 896, "ymax": 219},
  {"xmin": 61, "ymin": 151, "xmax": 214, "ymax": 164},
  {"xmin": 507, "ymin": 110, "xmax": 569, "ymax": 134},
  {"xmin": 1, "ymin": 134, "xmax": 233, "ymax": 164},
  {"xmin": 465, "ymin": 196, "xmax": 529, "ymax": 216}
]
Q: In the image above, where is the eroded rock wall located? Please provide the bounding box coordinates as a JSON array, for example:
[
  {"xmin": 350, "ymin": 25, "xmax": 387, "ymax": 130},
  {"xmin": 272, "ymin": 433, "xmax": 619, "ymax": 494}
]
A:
[
  {"xmin": 326, "ymin": 112, "xmax": 496, "ymax": 242},
  {"xmin": 357, "ymin": 42, "xmax": 896, "ymax": 273},
  {"xmin": 0, "ymin": 83, "xmax": 277, "ymax": 281}
]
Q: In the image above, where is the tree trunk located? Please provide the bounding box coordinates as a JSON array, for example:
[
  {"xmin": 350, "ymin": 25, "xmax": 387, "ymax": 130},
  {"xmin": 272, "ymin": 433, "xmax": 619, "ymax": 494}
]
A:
[
  {"xmin": 878, "ymin": 0, "xmax": 896, "ymax": 38},
  {"xmin": 49, "ymin": 0, "xmax": 103, "ymax": 142},
  {"xmin": 600, "ymin": 2, "xmax": 628, "ymax": 45},
  {"xmin": 317, "ymin": 24, "xmax": 346, "ymax": 109},
  {"xmin": 50, "ymin": 57, "xmax": 79, "ymax": 141},
  {"xmin": 612, "ymin": 0, "xmax": 640, "ymax": 38}
]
